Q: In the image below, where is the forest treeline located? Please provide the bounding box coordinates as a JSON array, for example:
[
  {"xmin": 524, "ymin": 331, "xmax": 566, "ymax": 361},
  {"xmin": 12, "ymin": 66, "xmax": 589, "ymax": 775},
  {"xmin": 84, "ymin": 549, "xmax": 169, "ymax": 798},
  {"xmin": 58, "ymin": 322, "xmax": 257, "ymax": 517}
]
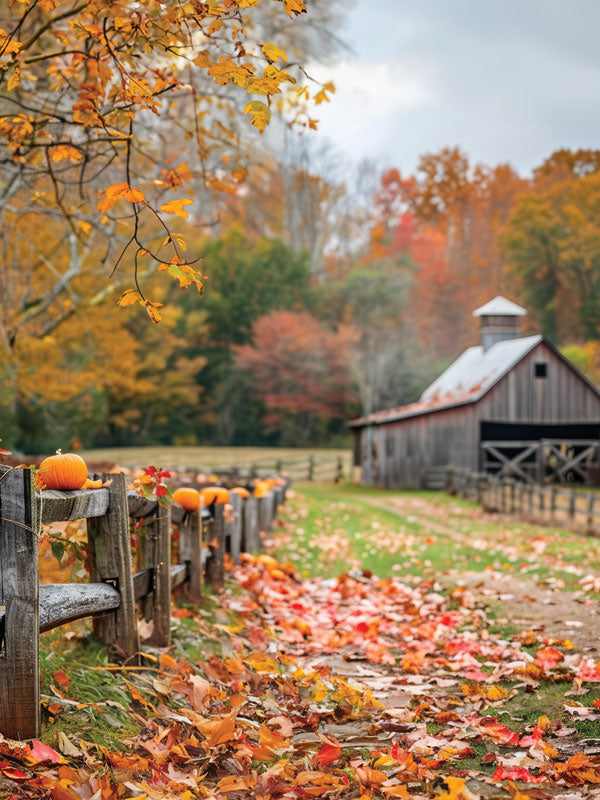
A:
[
  {"xmin": 5, "ymin": 143, "xmax": 600, "ymax": 452},
  {"xmin": 1, "ymin": 2, "xmax": 599, "ymax": 452}
]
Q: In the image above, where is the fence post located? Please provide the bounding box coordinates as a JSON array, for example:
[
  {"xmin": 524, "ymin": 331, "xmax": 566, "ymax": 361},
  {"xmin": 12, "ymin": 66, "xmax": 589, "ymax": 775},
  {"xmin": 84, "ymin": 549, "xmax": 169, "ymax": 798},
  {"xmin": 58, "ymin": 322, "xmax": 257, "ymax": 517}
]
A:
[
  {"xmin": 88, "ymin": 472, "xmax": 139, "ymax": 659},
  {"xmin": 550, "ymin": 488, "xmax": 556, "ymax": 521},
  {"xmin": 587, "ymin": 493, "xmax": 596, "ymax": 534},
  {"xmin": 0, "ymin": 466, "xmax": 40, "ymax": 739},
  {"xmin": 336, "ymin": 456, "xmax": 344, "ymax": 483},
  {"xmin": 228, "ymin": 492, "xmax": 242, "ymax": 564},
  {"xmin": 242, "ymin": 494, "xmax": 260, "ymax": 553},
  {"xmin": 276, "ymin": 459, "xmax": 282, "ymax": 473},
  {"xmin": 308, "ymin": 455, "xmax": 314, "ymax": 481},
  {"xmin": 569, "ymin": 491, "xmax": 576, "ymax": 520},
  {"xmin": 144, "ymin": 507, "xmax": 172, "ymax": 648},
  {"xmin": 206, "ymin": 504, "xmax": 225, "ymax": 590},
  {"xmin": 179, "ymin": 506, "xmax": 203, "ymax": 603}
]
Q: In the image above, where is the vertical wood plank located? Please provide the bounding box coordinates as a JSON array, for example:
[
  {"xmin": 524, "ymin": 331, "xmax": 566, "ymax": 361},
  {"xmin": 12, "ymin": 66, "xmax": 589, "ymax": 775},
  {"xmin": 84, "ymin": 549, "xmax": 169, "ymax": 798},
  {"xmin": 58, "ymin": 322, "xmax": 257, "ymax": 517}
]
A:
[
  {"xmin": 242, "ymin": 495, "xmax": 260, "ymax": 553},
  {"xmin": 0, "ymin": 466, "xmax": 40, "ymax": 739},
  {"xmin": 88, "ymin": 472, "xmax": 139, "ymax": 660},
  {"xmin": 206, "ymin": 504, "xmax": 225, "ymax": 590},
  {"xmin": 228, "ymin": 493, "xmax": 242, "ymax": 565},
  {"xmin": 179, "ymin": 507, "xmax": 202, "ymax": 602},
  {"xmin": 145, "ymin": 508, "xmax": 172, "ymax": 647}
]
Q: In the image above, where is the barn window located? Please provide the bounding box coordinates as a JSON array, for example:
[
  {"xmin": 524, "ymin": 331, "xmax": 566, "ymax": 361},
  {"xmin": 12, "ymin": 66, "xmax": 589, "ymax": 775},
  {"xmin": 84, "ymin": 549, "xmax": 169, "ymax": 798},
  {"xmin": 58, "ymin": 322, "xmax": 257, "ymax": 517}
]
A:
[
  {"xmin": 386, "ymin": 437, "xmax": 394, "ymax": 456},
  {"xmin": 534, "ymin": 362, "xmax": 548, "ymax": 378}
]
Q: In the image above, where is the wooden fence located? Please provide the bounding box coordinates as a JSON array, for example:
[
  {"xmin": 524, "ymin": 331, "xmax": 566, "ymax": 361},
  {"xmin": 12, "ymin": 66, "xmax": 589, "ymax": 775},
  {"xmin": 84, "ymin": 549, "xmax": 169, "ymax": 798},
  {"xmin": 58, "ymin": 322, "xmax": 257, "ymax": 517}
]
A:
[
  {"xmin": 0, "ymin": 465, "xmax": 286, "ymax": 740},
  {"xmin": 191, "ymin": 455, "xmax": 347, "ymax": 483},
  {"xmin": 446, "ymin": 466, "xmax": 600, "ymax": 534}
]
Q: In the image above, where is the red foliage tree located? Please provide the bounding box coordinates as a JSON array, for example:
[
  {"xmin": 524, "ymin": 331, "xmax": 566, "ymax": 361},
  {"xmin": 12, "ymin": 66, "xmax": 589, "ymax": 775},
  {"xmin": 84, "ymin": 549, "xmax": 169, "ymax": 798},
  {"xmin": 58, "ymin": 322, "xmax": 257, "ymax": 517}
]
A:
[{"xmin": 233, "ymin": 310, "xmax": 355, "ymax": 442}]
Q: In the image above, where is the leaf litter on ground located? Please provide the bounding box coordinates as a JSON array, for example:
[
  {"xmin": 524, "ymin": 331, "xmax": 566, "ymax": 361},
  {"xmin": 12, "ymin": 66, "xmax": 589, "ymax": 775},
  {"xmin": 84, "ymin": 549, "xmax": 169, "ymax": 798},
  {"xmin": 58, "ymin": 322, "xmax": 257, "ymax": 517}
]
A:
[{"xmin": 5, "ymin": 489, "xmax": 600, "ymax": 798}]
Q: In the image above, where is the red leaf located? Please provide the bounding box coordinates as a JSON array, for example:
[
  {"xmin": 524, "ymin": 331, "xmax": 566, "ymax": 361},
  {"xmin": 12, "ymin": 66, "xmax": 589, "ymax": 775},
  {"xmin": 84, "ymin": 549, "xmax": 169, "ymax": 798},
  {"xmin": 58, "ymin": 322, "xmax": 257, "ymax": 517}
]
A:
[
  {"xmin": 26, "ymin": 741, "xmax": 63, "ymax": 765},
  {"xmin": 492, "ymin": 766, "xmax": 545, "ymax": 783},
  {"xmin": 314, "ymin": 741, "xmax": 341, "ymax": 767},
  {"xmin": 53, "ymin": 670, "xmax": 71, "ymax": 686}
]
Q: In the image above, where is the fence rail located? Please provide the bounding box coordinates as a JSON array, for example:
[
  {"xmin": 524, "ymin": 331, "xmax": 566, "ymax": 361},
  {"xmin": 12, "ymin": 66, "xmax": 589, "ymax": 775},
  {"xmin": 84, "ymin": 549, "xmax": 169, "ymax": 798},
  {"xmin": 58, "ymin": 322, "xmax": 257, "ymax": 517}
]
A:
[
  {"xmin": 0, "ymin": 464, "xmax": 286, "ymax": 740},
  {"xmin": 446, "ymin": 466, "xmax": 600, "ymax": 534}
]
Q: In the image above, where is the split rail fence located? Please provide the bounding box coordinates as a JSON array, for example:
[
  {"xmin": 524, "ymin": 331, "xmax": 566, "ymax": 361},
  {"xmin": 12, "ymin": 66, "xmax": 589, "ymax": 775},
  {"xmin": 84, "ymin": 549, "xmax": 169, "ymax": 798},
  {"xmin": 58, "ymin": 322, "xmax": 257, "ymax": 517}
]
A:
[
  {"xmin": 446, "ymin": 466, "xmax": 600, "ymax": 534},
  {"xmin": 0, "ymin": 465, "xmax": 286, "ymax": 740}
]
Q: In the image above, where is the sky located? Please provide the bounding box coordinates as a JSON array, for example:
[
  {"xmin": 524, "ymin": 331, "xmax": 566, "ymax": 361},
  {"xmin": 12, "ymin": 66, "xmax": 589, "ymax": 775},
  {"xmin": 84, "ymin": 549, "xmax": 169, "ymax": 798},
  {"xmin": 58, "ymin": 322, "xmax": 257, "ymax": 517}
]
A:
[{"xmin": 308, "ymin": 0, "xmax": 600, "ymax": 177}]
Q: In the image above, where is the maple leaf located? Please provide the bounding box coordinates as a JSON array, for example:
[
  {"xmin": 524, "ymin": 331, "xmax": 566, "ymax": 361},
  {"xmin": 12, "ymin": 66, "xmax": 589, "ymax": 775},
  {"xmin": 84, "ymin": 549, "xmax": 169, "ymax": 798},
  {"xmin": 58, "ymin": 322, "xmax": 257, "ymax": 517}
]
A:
[
  {"xmin": 314, "ymin": 739, "xmax": 341, "ymax": 766},
  {"xmin": 262, "ymin": 42, "xmax": 287, "ymax": 62},
  {"xmin": 159, "ymin": 198, "xmax": 194, "ymax": 218},
  {"xmin": 492, "ymin": 766, "xmax": 545, "ymax": 783},
  {"xmin": 244, "ymin": 101, "xmax": 271, "ymax": 133},
  {"xmin": 195, "ymin": 711, "xmax": 238, "ymax": 747}
]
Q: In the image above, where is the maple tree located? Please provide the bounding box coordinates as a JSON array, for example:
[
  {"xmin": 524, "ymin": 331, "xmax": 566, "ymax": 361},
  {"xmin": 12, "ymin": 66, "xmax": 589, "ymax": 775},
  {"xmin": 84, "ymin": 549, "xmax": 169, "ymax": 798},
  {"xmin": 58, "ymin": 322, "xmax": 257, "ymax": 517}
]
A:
[{"xmin": 233, "ymin": 310, "xmax": 356, "ymax": 443}]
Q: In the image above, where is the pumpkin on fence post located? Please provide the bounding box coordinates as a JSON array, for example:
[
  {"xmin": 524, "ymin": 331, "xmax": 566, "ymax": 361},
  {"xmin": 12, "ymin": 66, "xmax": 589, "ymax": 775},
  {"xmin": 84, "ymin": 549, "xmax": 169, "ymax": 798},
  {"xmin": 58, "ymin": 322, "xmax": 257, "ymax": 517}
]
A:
[{"xmin": 35, "ymin": 450, "xmax": 88, "ymax": 490}]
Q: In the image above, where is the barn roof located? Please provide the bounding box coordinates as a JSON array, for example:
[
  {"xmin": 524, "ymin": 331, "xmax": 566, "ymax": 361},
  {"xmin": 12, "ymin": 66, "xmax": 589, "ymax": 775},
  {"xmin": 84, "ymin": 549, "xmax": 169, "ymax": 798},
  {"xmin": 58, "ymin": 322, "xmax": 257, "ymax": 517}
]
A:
[
  {"xmin": 349, "ymin": 334, "xmax": 544, "ymax": 428},
  {"xmin": 473, "ymin": 295, "xmax": 527, "ymax": 317}
]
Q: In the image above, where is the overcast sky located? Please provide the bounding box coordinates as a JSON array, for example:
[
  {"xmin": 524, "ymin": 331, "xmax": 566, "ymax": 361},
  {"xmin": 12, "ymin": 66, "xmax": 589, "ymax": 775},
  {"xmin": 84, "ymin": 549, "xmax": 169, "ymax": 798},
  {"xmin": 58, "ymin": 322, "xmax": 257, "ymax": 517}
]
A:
[{"xmin": 308, "ymin": 0, "xmax": 600, "ymax": 176}]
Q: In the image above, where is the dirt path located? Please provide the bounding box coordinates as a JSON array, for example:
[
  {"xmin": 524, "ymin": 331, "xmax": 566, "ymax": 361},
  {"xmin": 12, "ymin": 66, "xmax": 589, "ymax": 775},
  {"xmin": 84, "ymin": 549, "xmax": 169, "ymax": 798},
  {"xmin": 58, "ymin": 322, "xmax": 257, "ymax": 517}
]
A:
[{"xmin": 356, "ymin": 492, "xmax": 600, "ymax": 652}]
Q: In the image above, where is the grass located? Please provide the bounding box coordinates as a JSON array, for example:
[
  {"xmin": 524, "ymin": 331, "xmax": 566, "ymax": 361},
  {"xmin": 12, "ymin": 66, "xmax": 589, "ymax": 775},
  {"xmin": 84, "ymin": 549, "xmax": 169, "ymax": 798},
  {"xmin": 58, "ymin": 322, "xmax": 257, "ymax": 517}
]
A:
[
  {"xmin": 80, "ymin": 445, "xmax": 352, "ymax": 473},
  {"xmin": 275, "ymin": 483, "xmax": 600, "ymax": 589},
  {"xmin": 273, "ymin": 482, "xmax": 600, "ymax": 589}
]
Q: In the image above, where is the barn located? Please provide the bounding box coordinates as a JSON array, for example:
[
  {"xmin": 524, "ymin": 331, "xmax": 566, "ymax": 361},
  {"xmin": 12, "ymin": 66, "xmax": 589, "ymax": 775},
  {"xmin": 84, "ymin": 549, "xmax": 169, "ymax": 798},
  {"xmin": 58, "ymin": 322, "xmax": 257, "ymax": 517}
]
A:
[{"xmin": 350, "ymin": 296, "xmax": 600, "ymax": 489}]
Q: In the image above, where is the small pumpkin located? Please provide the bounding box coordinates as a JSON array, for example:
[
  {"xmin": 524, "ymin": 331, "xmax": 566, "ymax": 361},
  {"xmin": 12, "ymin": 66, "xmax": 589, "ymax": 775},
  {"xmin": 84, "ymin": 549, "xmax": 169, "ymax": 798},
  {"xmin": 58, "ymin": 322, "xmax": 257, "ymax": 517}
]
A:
[
  {"xmin": 254, "ymin": 480, "xmax": 271, "ymax": 497},
  {"xmin": 201, "ymin": 486, "xmax": 230, "ymax": 505},
  {"xmin": 173, "ymin": 487, "xmax": 201, "ymax": 511},
  {"xmin": 35, "ymin": 450, "xmax": 88, "ymax": 491},
  {"xmin": 231, "ymin": 486, "xmax": 250, "ymax": 499}
]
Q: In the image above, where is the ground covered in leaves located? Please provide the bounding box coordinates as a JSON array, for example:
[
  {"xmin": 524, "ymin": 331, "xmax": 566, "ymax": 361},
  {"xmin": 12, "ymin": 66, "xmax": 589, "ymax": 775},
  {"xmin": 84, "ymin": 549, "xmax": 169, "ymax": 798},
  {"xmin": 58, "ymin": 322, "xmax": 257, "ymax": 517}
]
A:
[{"xmin": 4, "ymin": 485, "xmax": 600, "ymax": 799}]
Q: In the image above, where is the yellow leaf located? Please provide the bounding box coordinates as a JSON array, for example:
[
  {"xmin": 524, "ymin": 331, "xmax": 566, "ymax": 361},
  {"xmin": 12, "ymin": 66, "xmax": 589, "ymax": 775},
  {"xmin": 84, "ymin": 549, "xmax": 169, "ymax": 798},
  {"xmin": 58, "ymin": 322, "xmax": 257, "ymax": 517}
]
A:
[
  {"xmin": 50, "ymin": 144, "xmax": 83, "ymax": 163},
  {"xmin": 159, "ymin": 198, "xmax": 194, "ymax": 218},
  {"xmin": 261, "ymin": 42, "xmax": 287, "ymax": 63},
  {"xmin": 7, "ymin": 66, "xmax": 21, "ymax": 92},
  {"xmin": 117, "ymin": 290, "xmax": 139, "ymax": 307},
  {"xmin": 244, "ymin": 101, "xmax": 270, "ymax": 133},
  {"xmin": 143, "ymin": 300, "xmax": 163, "ymax": 324},
  {"xmin": 281, "ymin": 0, "xmax": 306, "ymax": 16},
  {"xmin": 486, "ymin": 685, "xmax": 509, "ymax": 702}
]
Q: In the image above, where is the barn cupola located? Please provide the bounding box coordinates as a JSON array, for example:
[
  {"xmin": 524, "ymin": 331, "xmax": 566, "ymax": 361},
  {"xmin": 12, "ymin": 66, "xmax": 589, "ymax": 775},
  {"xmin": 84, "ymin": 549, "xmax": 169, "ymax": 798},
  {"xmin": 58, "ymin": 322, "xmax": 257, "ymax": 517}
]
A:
[{"xmin": 473, "ymin": 295, "xmax": 527, "ymax": 351}]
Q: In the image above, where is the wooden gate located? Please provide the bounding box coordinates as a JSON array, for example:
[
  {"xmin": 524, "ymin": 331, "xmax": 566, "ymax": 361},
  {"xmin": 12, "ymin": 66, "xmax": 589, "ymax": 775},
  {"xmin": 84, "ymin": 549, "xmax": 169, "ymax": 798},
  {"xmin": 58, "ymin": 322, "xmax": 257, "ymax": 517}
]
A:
[{"xmin": 480, "ymin": 439, "xmax": 600, "ymax": 485}]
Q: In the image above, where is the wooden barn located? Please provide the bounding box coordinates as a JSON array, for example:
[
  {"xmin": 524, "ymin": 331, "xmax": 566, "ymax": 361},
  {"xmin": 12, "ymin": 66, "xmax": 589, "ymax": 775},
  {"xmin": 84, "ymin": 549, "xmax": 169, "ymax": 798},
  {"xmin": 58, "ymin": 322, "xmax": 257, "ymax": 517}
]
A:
[{"xmin": 350, "ymin": 296, "xmax": 600, "ymax": 489}]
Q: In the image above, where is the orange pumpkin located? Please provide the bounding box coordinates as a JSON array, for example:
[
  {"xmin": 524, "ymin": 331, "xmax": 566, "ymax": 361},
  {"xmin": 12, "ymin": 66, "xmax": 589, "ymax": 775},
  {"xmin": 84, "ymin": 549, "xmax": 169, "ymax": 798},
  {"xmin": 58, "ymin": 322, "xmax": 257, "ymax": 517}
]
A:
[
  {"xmin": 231, "ymin": 486, "xmax": 250, "ymax": 499},
  {"xmin": 254, "ymin": 480, "xmax": 271, "ymax": 497},
  {"xmin": 201, "ymin": 486, "xmax": 230, "ymax": 505},
  {"xmin": 173, "ymin": 487, "xmax": 201, "ymax": 511},
  {"xmin": 35, "ymin": 450, "xmax": 88, "ymax": 491}
]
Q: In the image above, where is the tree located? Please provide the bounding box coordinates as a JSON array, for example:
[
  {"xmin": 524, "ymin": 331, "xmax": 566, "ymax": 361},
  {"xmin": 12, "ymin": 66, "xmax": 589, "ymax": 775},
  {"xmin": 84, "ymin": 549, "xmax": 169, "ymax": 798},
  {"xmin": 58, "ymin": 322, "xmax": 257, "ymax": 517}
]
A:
[
  {"xmin": 233, "ymin": 310, "xmax": 356, "ymax": 444},
  {"xmin": 501, "ymin": 173, "xmax": 600, "ymax": 341},
  {"xmin": 0, "ymin": 0, "xmax": 332, "ymax": 325}
]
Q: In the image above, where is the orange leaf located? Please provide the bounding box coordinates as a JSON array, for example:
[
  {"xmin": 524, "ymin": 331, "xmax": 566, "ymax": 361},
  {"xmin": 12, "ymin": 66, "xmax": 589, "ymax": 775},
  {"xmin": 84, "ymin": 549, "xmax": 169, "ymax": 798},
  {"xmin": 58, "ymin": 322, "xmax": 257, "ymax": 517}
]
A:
[
  {"xmin": 97, "ymin": 182, "xmax": 145, "ymax": 213},
  {"xmin": 314, "ymin": 740, "xmax": 341, "ymax": 766},
  {"xmin": 195, "ymin": 711, "xmax": 237, "ymax": 747}
]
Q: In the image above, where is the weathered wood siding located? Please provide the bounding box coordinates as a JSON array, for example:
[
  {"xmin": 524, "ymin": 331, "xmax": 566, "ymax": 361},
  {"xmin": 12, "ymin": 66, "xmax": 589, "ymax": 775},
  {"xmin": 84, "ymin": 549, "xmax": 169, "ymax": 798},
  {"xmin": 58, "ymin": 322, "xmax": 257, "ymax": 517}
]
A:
[
  {"xmin": 477, "ymin": 341, "xmax": 600, "ymax": 423},
  {"xmin": 357, "ymin": 341, "xmax": 600, "ymax": 489}
]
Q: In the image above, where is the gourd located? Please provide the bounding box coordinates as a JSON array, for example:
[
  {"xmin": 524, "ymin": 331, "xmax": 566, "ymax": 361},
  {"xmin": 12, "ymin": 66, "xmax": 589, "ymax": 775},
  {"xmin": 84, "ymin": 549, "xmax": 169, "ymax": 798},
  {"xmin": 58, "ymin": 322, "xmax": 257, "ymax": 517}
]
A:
[
  {"xmin": 200, "ymin": 486, "xmax": 230, "ymax": 505},
  {"xmin": 172, "ymin": 487, "xmax": 201, "ymax": 511},
  {"xmin": 231, "ymin": 487, "xmax": 250, "ymax": 499},
  {"xmin": 35, "ymin": 450, "xmax": 88, "ymax": 491}
]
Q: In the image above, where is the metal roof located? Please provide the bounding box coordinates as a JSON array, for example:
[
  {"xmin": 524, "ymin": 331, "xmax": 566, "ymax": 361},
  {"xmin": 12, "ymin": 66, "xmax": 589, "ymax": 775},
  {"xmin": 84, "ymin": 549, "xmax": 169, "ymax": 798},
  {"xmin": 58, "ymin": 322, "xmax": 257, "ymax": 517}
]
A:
[
  {"xmin": 349, "ymin": 334, "xmax": 543, "ymax": 428},
  {"xmin": 421, "ymin": 334, "xmax": 542, "ymax": 403},
  {"xmin": 472, "ymin": 295, "xmax": 527, "ymax": 317}
]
